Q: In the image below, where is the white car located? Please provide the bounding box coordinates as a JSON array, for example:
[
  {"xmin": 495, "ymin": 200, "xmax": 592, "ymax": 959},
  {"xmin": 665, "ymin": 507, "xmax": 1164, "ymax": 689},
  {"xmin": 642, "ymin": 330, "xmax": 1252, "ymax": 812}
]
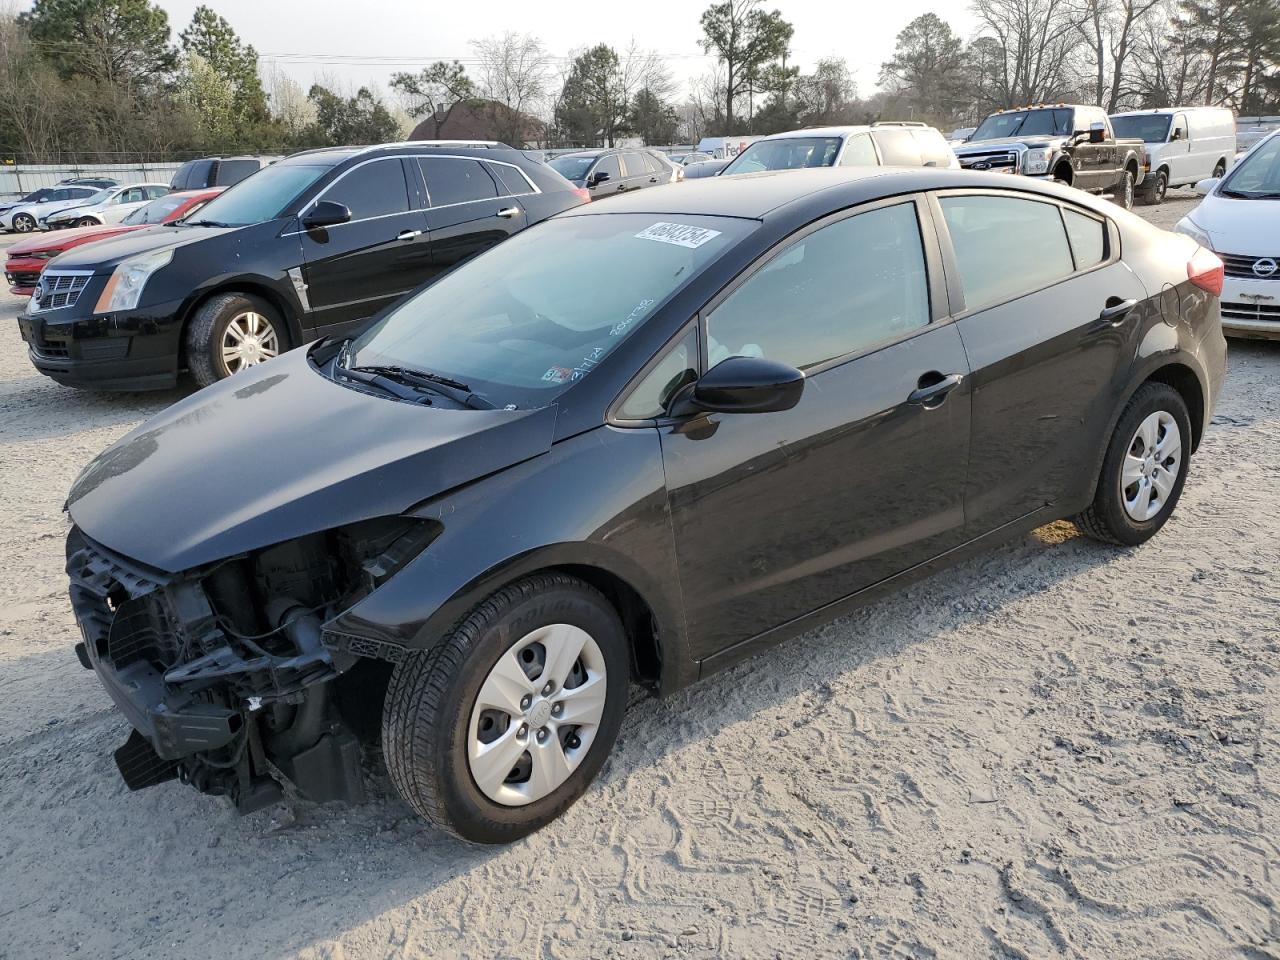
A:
[
  {"xmin": 1175, "ymin": 129, "xmax": 1280, "ymax": 341},
  {"xmin": 1111, "ymin": 107, "xmax": 1235, "ymax": 205},
  {"xmin": 43, "ymin": 182, "xmax": 171, "ymax": 229},
  {"xmin": 718, "ymin": 123, "xmax": 959, "ymax": 177},
  {"xmin": 2, "ymin": 185, "xmax": 101, "ymax": 233}
]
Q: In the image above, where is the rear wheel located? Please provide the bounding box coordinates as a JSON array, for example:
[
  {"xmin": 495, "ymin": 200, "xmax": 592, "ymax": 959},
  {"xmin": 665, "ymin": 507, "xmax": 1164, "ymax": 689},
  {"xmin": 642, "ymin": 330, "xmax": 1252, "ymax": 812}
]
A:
[
  {"xmin": 1212, "ymin": 159, "xmax": 1226, "ymax": 179},
  {"xmin": 11, "ymin": 213, "xmax": 35, "ymax": 233},
  {"xmin": 1139, "ymin": 169, "xmax": 1167, "ymax": 206},
  {"xmin": 184, "ymin": 292, "xmax": 287, "ymax": 388},
  {"xmin": 1073, "ymin": 382, "xmax": 1191, "ymax": 546},
  {"xmin": 382, "ymin": 573, "xmax": 629, "ymax": 843}
]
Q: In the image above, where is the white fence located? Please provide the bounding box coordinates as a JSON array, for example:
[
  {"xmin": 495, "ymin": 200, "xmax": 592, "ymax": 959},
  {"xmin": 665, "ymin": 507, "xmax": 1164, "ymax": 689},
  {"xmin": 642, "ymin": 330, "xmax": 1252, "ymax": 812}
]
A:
[{"xmin": 1, "ymin": 162, "xmax": 184, "ymax": 199}]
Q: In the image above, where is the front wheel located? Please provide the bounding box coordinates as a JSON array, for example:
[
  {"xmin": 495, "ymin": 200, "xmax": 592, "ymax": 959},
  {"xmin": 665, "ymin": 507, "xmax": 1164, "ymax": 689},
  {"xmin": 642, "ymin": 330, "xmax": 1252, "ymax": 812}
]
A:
[
  {"xmin": 184, "ymin": 292, "xmax": 287, "ymax": 388},
  {"xmin": 1073, "ymin": 382, "xmax": 1191, "ymax": 546},
  {"xmin": 76, "ymin": 216, "xmax": 98, "ymax": 228},
  {"xmin": 11, "ymin": 213, "xmax": 35, "ymax": 233},
  {"xmin": 382, "ymin": 573, "xmax": 630, "ymax": 843},
  {"xmin": 1112, "ymin": 169, "xmax": 1135, "ymax": 210},
  {"xmin": 1139, "ymin": 170, "xmax": 1167, "ymax": 206}
]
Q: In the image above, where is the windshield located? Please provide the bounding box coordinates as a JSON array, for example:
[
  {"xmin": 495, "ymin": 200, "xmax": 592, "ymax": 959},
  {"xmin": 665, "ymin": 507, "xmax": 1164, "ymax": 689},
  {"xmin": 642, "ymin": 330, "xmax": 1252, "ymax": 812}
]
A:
[
  {"xmin": 723, "ymin": 137, "xmax": 843, "ymax": 175},
  {"xmin": 123, "ymin": 193, "xmax": 191, "ymax": 225},
  {"xmin": 188, "ymin": 163, "xmax": 328, "ymax": 226},
  {"xmin": 1110, "ymin": 115, "xmax": 1172, "ymax": 143},
  {"xmin": 80, "ymin": 188, "xmax": 113, "ymax": 205},
  {"xmin": 20, "ymin": 188, "xmax": 53, "ymax": 203},
  {"xmin": 972, "ymin": 109, "xmax": 1074, "ymax": 141},
  {"xmin": 1220, "ymin": 133, "xmax": 1280, "ymax": 197},
  {"xmin": 348, "ymin": 213, "xmax": 751, "ymax": 408},
  {"xmin": 548, "ymin": 155, "xmax": 596, "ymax": 180}
]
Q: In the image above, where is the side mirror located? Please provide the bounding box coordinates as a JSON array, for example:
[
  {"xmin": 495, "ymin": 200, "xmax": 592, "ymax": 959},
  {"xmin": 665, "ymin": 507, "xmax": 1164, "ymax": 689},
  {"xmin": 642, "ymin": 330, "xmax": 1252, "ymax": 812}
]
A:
[
  {"xmin": 302, "ymin": 200, "xmax": 352, "ymax": 230},
  {"xmin": 682, "ymin": 356, "xmax": 804, "ymax": 415},
  {"xmin": 1088, "ymin": 121, "xmax": 1106, "ymax": 144},
  {"xmin": 589, "ymin": 170, "xmax": 610, "ymax": 185},
  {"xmin": 1170, "ymin": 128, "xmax": 1183, "ymax": 142},
  {"xmin": 1194, "ymin": 177, "xmax": 1220, "ymax": 196}
]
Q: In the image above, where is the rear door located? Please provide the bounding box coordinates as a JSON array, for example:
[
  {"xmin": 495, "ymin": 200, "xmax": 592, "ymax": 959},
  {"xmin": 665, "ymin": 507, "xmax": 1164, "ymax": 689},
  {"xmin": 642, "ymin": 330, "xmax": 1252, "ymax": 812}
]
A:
[
  {"xmin": 934, "ymin": 190, "xmax": 1149, "ymax": 533},
  {"xmin": 299, "ymin": 156, "xmax": 431, "ymax": 337},
  {"xmin": 417, "ymin": 155, "xmax": 526, "ymax": 280},
  {"xmin": 619, "ymin": 152, "xmax": 651, "ymax": 191},
  {"xmin": 658, "ymin": 197, "xmax": 973, "ymax": 660}
]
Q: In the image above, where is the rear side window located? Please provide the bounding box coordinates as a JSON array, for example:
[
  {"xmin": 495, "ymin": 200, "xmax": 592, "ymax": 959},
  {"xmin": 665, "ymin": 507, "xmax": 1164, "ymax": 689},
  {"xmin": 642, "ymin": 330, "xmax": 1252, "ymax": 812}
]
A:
[
  {"xmin": 913, "ymin": 130, "xmax": 954, "ymax": 167},
  {"xmin": 176, "ymin": 159, "xmax": 214, "ymax": 190},
  {"xmin": 217, "ymin": 159, "xmax": 260, "ymax": 186},
  {"xmin": 1062, "ymin": 208, "xmax": 1106, "ymax": 268},
  {"xmin": 420, "ymin": 157, "xmax": 498, "ymax": 206},
  {"xmin": 621, "ymin": 152, "xmax": 649, "ymax": 177},
  {"xmin": 706, "ymin": 202, "xmax": 930, "ymax": 371},
  {"xmin": 839, "ymin": 133, "xmax": 878, "ymax": 167},
  {"xmin": 940, "ymin": 195, "xmax": 1074, "ymax": 310},
  {"xmin": 488, "ymin": 163, "xmax": 533, "ymax": 196},
  {"xmin": 873, "ymin": 129, "xmax": 923, "ymax": 166},
  {"xmin": 327, "ymin": 158, "xmax": 410, "ymax": 219}
]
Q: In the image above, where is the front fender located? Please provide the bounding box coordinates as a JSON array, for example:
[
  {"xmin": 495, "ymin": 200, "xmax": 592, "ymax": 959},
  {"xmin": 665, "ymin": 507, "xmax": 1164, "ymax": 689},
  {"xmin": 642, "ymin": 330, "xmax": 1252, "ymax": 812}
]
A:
[{"xmin": 326, "ymin": 424, "xmax": 695, "ymax": 693}]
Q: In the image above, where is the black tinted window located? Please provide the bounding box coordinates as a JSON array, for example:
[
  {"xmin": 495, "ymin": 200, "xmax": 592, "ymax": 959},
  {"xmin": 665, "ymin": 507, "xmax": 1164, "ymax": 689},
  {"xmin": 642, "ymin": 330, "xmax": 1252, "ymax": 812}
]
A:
[
  {"xmin": 940, "ymin": 195, "xmax": 1074, "ymax": 310},
  {"xmin": 419, "ymin": 157, "xmax": 498, "ymax": 206},
  {"xmin": 489, "ymin": 163, "xmax": 532, "ymax": 196},
  {"xmin": 873, "ymin": 129, "xmax": 923, "ymax": 166},
  {"xmin": 327, "ymin": 158, "xmax": 410, "ymax": 219},
  {"xmin": 707, "ymin": 202, "xmax": 930, "ymax": 371},
  {"xmin": 218, "ymin": 159, "xmax": 260, "ymax": 186}
]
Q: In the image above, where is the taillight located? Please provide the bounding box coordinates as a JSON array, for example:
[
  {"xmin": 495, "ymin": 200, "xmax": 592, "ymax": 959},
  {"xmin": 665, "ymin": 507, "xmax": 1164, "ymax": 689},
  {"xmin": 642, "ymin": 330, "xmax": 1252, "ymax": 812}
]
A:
[
  {"xmin": 1187, "ymin": 246, "xmax": 1224, "ymax": 296},
  {"xmin": 572, "ymin": 187, "xmax": 591, "ymax": 204}
]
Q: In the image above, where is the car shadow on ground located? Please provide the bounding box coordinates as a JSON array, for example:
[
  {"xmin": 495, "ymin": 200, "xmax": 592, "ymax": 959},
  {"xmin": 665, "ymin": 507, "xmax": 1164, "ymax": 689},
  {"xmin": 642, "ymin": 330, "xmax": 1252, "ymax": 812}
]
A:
[{"xmin": 2, "ymin": 516, "xmax": 1121, "ymax": 957}]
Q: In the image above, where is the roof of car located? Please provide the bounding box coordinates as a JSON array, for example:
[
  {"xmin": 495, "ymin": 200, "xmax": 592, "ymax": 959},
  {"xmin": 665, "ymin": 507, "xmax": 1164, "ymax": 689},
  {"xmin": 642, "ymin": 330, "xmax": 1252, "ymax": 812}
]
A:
[
  {"xmin": 561, "ymin": 166, "xmax": 1081, "ymax": 220},
  {"xmin": 758, "ymin": 126, "xmax": 875, "ymax": 140},
  {"xmin": 281, "ymin": 142, "xmax": 524, "ymax": 167}
]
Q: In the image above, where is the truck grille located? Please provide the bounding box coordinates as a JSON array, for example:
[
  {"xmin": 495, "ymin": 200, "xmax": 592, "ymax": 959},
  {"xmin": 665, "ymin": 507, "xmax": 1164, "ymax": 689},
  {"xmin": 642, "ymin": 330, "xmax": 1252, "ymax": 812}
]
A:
[
  {"xmin": 31, "ymin": 270, "xmax": 91, "ymax": 312},
  {"xmin": 1219, "ymin": 253, "xmax": 1280, "ymax": 280},
  {"xmin": 957, "ymin": 150, "xmax": 1018, "ymax": 171},
  {"xmin": 1221, "ymin": 301, "xmax": 1280, "ymax": 324}
]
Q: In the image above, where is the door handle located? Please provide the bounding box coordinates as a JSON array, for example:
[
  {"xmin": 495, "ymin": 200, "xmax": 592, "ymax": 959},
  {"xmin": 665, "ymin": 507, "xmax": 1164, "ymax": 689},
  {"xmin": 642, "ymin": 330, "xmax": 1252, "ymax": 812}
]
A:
[
  {"xmin": 908, "ymin": 372, "xmax": 964, "ymax": 407},
  {"xmin": 1097, "ymin": 298, "xmax": 1137, "ymax": 325},
  {"xmin": 649, "ymin": 176, "xmax": 659, "ymax": 182},
  {"xmin": 496, "ymin": 207, "xmax": 520, "ymax": 219},
  {"xmin": 396, "ymin": 229, "xmax": 422, "ymax": 241}
]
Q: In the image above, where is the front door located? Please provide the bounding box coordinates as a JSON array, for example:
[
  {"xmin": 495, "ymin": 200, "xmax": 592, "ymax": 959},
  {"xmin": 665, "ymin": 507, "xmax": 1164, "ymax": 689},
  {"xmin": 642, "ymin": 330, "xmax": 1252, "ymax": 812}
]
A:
[
  {"xmin": 934, "ymin": 191, "xmax": 1150, "ymax": 533},
  {"xmin": 1167, "ymin": 113, "xmax": 1193, "ymax": 183},
  {"xmin": 416, "ymin": 156, "xmax": 526, "ymax": 278},
  {"xmin": 587, "ymin": 155, "xmax": 625, "ymax": 199},
  {"xmin": 299, "ymin": 156, "xmax": 431, "ymax": 338},
  {"xmin": 661, "ymin": 198, "xmax": 972, "ymax": 660}
]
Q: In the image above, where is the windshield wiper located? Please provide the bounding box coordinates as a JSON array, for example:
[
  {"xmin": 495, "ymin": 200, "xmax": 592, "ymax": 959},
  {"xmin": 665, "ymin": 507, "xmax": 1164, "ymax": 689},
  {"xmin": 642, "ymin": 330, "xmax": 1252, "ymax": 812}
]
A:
[
  {"xmin": 185, "ymin": 218, "xmax": 231, "ymax": 228},
  {"xmin": 347, "ymin": 364, "xmax": 493, "ymax": 409}
]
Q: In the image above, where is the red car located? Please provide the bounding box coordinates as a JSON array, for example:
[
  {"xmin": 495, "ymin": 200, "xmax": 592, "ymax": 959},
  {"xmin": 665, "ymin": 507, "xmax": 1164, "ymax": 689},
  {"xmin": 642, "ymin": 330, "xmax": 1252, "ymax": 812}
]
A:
[{"xmin": 5, "ymin": 187, "xmax": 223, "ymax": 296}]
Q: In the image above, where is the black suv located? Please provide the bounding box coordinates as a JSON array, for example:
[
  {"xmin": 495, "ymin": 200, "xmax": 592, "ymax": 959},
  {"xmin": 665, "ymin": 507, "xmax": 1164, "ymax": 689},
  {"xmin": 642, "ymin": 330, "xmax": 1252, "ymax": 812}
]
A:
[
  {"xmin": 169, "ymin": 156, "xmax": 275, "ymax": 191},
  {"xmin": 548, "ymin": 148, "xmax": 675, "ymax": 199},
  {"xmin": 19, "ymin": 143, "xmax": 588, "ymax": 390}
]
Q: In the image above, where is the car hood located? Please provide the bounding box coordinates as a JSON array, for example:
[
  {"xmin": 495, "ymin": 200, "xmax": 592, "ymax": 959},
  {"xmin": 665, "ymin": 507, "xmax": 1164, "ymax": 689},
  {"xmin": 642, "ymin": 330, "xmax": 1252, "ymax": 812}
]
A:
[
  {"xmin": 8, "ymin": 223, "xmax": 139, "ymax": 256},
  {"xmin": 47, "ymin": 223, "xmax": 235, "ymax": 271},
  {"xmin": 15, "ymin": 197, "xmax": 94, "ymax": 217},
  {"xmin": 1190, "ymin": 193, "xmax": 1280, "ymax": 254},
  {"xmin": 67, "ymin": 348, "xmax": 560, "ymax": 572},
  {"xmin": 956, "ymin": 136, "xmax": 1063, "ymax": 152}
]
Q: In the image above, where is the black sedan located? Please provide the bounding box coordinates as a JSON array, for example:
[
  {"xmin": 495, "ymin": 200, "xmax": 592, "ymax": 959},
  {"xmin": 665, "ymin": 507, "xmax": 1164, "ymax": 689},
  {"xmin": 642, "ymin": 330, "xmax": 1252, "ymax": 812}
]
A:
[{"xmin": 64, "ymin": 168, "xmax": 1226, "ymax": 843}]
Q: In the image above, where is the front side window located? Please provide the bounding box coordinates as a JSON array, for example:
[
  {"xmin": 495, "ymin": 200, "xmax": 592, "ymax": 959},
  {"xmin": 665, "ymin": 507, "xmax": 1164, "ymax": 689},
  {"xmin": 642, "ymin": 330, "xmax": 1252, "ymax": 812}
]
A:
[
  {"xmin": 325, "ymin": 158, "xmax": 409, "ymax": 219},
  {"xmin": 706, "ymin": 202, "xmax": 930, "ymax": 371},
  {"xmin": 940, "ymin": 195, "xmax": 1075, "ymax": 311},
  {"xmin": 1172, "ymin": 115, "xmax": 1188, "ymax": 141},
  {"xmin": 420, "ymin": 157, "xmax": 498, "ymax": 206},
  {"xmin": 119, "ymin": 187, "xmax": 145, "ymax": 204},
  {"xmin": 192, "ymin": 162, "xmax": 330, "ymax": 226},
  {"xmin": 349, "ymin": 213, "xmax": 750, "ymax": 408},
  {"xmin": 723, "ymin": 137, "xmax": 843, "ymax": 175},
  {"xmin": 839, "ymin": 134, "xmax": 878, "ymax": 167},
  {"xmin": 617, "ymin": 327, "xmax": 698, "ymax": 420},
  {"xmin": 592, "ymin": 155, "xmax": 622, "ymax": 181}
]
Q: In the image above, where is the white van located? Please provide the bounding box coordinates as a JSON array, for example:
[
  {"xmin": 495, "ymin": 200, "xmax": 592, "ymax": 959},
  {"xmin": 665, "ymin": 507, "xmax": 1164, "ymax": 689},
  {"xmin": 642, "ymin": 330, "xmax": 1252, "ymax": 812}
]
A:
[{"xmin": 1110, "ymin": 107, "xmax": 1236, "ymax": 205}]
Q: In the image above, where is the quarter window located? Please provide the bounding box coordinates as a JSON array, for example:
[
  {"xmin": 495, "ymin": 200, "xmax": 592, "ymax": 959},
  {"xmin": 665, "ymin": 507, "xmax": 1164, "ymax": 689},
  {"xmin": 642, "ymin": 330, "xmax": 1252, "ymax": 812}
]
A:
[
  {"xmin": 1062, "ymin": 208, "xmax": 1106, "ymax": 269},
  {"xmin": 617, "ymin": 327, "xmax": 699, "ymax": 420},
  {"xmin": 326, "ymin": 158, "xmax": 410, "ymax": 219},
  {"xmin": 706, "ymin": 202, "xmax": 930, "ymax": 371},
  {"xmin": 419, "ymin": 157, "xmax": 498, "ymax": 206},
  {"xmin": 940, "ymin": 195, "xmax": 1075, "ymax": 310},
  {"xmin": 838, "ymin": 133, "xmax": 878, "ymax": 167}
]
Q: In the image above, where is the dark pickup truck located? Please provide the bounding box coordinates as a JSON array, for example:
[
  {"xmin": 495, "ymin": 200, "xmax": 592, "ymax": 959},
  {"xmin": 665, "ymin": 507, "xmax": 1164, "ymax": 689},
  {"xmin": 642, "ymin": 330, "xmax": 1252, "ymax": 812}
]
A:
[{"xmin": 954, "ymin": 105, "xmax": 1146, "ymax": 208}]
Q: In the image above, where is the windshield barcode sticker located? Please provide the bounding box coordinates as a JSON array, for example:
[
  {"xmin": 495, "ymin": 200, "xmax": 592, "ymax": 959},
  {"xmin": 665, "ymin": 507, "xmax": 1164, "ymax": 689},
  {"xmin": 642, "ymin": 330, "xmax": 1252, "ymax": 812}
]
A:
[{"xmin": 635, "ymin": 222, "xmax": 722, "ymax": 249}]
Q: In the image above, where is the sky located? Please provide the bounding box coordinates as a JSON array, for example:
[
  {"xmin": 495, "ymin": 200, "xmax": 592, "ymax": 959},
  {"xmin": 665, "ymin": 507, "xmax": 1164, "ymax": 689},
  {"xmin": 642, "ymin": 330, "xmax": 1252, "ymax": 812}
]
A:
[{"xmin": 121, "ymin": 0, "xmax": 979, "ymax": 104}]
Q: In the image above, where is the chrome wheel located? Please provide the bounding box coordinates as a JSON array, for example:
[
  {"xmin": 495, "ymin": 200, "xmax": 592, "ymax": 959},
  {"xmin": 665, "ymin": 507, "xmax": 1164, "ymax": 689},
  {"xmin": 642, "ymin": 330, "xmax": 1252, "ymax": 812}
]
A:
[
  {"xmin": 221, "ymin": 311, "xmax": 279, "ymax": 374},
  {"xmin": 1121, "ymin": 411, "xmax": 1181, "ymax": 522},
  {"xmin": 467, "ymin": 623, "xmax": 608, "ymax": 807},
  {"xmin": 12, "ymin": 214, "xmax": 34, "ymax": 233}
]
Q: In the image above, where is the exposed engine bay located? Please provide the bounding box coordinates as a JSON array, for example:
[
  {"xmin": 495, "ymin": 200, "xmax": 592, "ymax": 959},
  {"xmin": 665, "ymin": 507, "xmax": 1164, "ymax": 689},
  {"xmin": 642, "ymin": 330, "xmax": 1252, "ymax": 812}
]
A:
[{"xmin": 66, "ymin": 518, "xmax": 436, "ymax": 813}]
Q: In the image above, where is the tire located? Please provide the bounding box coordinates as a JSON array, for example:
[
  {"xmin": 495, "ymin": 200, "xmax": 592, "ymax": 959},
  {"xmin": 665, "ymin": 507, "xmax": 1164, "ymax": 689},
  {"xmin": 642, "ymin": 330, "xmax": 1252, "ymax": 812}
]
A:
[
  {"xmin": 1112, "ymin": 168, "xmax": 1135, "ymax": 210},
  {"xmin": 1073, "ymin": 382, "xmax": 1192, "ymax": 546},
  {"xmin": 77, "ymin": 216, "xmax": 98, "ymax": 228},
  {"xmin": 382, "ymin": 573, "xmax": 630, "ymax": 843},
  {"xmin": 12, "ymin": 213, "xmax": 35, "ymax": 233},
  {"xmin": 1139, "ymin": 169, "xmax": 1167, "ymax": 206},
  {"xmin": 1212, "ymin": 159, "xmax": 1226, "ymax": 179},
  {"xmin": 184, "ymin": 292, "xmax": 287, "ymax": 388},
  {"xmin": 1053, "ymin": 165, "xmax": 1073, "ymax": 187}
]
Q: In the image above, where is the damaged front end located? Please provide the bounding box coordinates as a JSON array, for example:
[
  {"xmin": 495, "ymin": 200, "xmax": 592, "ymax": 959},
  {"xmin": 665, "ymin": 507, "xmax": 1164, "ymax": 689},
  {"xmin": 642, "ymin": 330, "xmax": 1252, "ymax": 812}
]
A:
[{"xmin": 66, "ymin": 517, "xmax": 437, "ymax": 814}]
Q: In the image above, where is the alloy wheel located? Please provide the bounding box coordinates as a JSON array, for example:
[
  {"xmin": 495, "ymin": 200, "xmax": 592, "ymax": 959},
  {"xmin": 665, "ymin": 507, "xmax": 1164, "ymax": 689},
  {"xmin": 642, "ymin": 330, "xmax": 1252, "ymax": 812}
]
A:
[
  {"xmin": 1120, "ymin": 410, "xmax": 1182, "ymax": 522},
  {"xmin": 13, "ymin": 214, "xmax": 34, "ymax": 233},
  {"xmin": 467, "ymin": 623, "xmax": 608, "ymax": 806},
  {"xmin": 220, "ymin": 311, "xmax": 280, "ymax": 374}
]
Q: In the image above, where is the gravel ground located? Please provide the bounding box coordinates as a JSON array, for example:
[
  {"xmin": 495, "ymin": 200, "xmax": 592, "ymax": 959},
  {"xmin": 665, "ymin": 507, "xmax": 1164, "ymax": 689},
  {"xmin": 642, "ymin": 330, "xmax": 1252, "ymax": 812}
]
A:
[{"xmin": 1, "ymin": 190, "xmax": 1278, "ymax": 960}]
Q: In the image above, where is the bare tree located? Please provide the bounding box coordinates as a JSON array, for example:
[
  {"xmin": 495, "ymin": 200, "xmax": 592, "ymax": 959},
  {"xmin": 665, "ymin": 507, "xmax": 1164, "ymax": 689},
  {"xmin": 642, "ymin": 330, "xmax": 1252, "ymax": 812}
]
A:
[
  {"xmin": 1130, "ymin": 0, "xmax": 1212, "ymax": 103},
  {"xmin": 971, "ymin": 0, "xmax": 1089, "ymax": 106},
  {"xmin": 0, "ymin": 12, "xmax": 64, "ymax": 160},
  {"xmin": 471, "ymin": 31, "xmax": 551, "ymax": 146},
  {"xmin": 1078, "ymin": 0, "xmax": 1167, "ymax": 110}
]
